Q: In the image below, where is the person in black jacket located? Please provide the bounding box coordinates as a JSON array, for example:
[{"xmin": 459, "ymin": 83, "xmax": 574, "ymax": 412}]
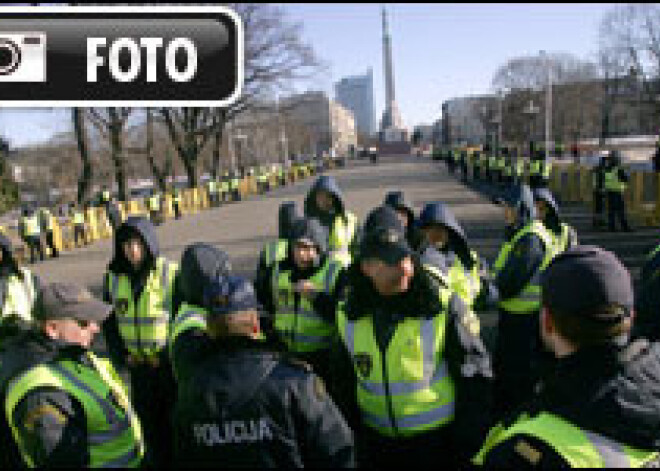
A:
[
  {"xmin": 172, "ymin": 273, "xmax": 355, "ymax": 468},
  {"xmin": 325, "ymin": 206, "xmax": 492, "ymax": 468},
  {"xmin": 475, "ymin": 246, "xmax": 660, "ymax": 468}
]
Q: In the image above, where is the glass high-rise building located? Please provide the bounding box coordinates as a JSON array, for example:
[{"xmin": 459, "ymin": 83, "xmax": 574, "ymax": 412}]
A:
[{"xmin": 334, "ymin": 68, "xmax": 376, "ymax": 137}]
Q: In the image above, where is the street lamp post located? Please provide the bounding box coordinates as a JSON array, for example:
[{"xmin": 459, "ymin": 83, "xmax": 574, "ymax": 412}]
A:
[
  {"xmin": 540, "ymin": 50, "xmax": 552, "ymax": 161},
  {"xmin": 523, "ymin": 99, "xmax": 540, "ymax": 152}
]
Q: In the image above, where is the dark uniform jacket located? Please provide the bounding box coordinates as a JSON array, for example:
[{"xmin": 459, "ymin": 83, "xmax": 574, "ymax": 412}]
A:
[
  {"xmin": 482, "ymin": 338, "xmax": 660, "ymax": 469},
  {"xmin": 172, "ymin": 333, "xmax": 356, "ymax": 468},
  {"xmin": 0, "ymin": 331, "xmax": 103, "ymax": 468},
  {"xmin": 325, "ymin": 258, "xmax": 494, "ymax": 464}
]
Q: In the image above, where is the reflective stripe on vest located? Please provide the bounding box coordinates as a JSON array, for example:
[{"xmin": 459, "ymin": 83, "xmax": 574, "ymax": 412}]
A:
[
  {"xmin": 23, "ymin": 215, "xmax": 40, "ymax": 237},
  {"xmin": 473, "ymin": 412, "xmax": 658, "ymax": 468},
  {"xmin": 328, "ymin": 212, "xmax": 358, "ymax": 266},
  {"xmin": 264, "ymin": 239, "xmax": 288, "ymax": 268},
  {"xmin": 73, "ymin": 212, "xmax": 85, "ymax": 225},
  {"xmin": 336, "ymin": 288, "xmax": 456, "ymax": 438},
  {"xmin": 5, "ymin": 351, "xmax": 144, "ymax": 468},
  {"xmin": 493, "ymin": 221, "xmax": 555, "ymax": 314},
  {"xmin": 169, "ymin": 303, "xmax": 209, "ymax": 359},
  {"xmin": 272, "ymin": 260, "xmax": 341, "ymax": 353},
  {"xmin": 1, "ymin": 269, "xmax": 36, "ymax": 326},
  {"xmin": 108, "ymin": 258, "xmax": 177, "ymax": 357},
  {"xmin": 448, "ymin": 251, "xmax": 481, "ymax": 307},
  {"xmin": 604, "ymin": 168, "xmax": 627, "ymax": 193}
]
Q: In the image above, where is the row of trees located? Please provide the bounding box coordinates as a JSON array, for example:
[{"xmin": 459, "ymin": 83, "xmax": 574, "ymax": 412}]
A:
[
  {"xmin": 68, "ymin": 3, "xmax": 323, "ymax": 203},
  {"xmin": 471, "ymin": 3, "xmax": 660, "ymax": 151}
]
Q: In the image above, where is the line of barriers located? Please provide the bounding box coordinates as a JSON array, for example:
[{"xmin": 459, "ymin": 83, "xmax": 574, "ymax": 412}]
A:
[
  {"xmin": 2, "ymin": 163, "xmax": 321, "ymax": 264},
  {"xmin": 549, "ymin": 163, "xmax": 660, "ymax": 227}
]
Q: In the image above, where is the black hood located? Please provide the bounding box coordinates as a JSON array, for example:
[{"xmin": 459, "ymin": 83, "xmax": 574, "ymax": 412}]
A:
[
  {"xmin": 536, "ymin": 340, "xmax": 660, "ymax": 451},
  {"xmin": 384, "ymin": 191, "xmax": 415, "ymax": 227},
  {"xmin": 178, "ymin": 243, "xmax": 232, "ymax": 307},
  {"xmin": 533, "ymin": 188, "xmax": 562, "ymax": 229},
  {"xmin": 418, "ymin": 202, "xmax": 472, "ymax": 265},
  {"xmin": 499, "ymin": 183, "xmax": 537, "ymax": 230},
  {"xmin": 288, "ymin": 217, "xmax": 329, "ymax": 256},
  {"xmin": 0, "ymin": 232, "xmax": 21, "ymax": 278},
  {"xmin": 278, "ymin": 201, "xmax": 299, "ymax": 239},
  {"xmin": 304, "ymin": 175, "xmax": 346, "ymax": 224},
  {"xmin": 108, "ymin": 216, "xmax": 159, "ymax": 276}
]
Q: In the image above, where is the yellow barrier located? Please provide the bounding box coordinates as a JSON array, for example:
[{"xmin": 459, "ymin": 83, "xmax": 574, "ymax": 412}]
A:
[{"xmin": 551, "ymin": 164, "xmax": 660, "ymax": 227}]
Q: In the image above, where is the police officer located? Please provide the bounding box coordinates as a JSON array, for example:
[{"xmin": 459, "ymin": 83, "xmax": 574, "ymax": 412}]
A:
[
  {"xmin": 37, "ymin": 205, "xmax": 58, "ymax": 258},
  {"xmin": 100, "ymin": 185, "xmax": 112, "ymax": 206},
  {"xmin": 19, "ymin": 206, "xmax": 44, "ymax": 264},
  {"xmin": 102, "ymin": 216, "xmax": 178, "ymax": 467},
  {"xmin": 172, "ymin": 274, "xmax": 355, "ymax": 468},
  {"xmin": 171, "ymin": 186, "xmax": 182, "ymax": 220},
  {"xmin": 255, "ymin": 217, "xmax": 342, "ymax": 382},
  {"xmin": 169, "ymin": 242, "xmax": 232, "ymax": 384},
  {"xmin": 474, "ymin": 246, "xmax": 660, "ymax": 468},
  {"xmin": 255, "ymin": 201, "xmax": 299, "ymax": 291},
  {"xmin": 492, "ymin": 183, "xmax": 556, "ymax": 419},
  {"xmin": 591, "ymin": 154, "xmax": 607, "ymax": 229},
  {"xmin": 329, "ymin": 206, "xmax": 493, "ymax": 467},
  {"xmin": 384, "ymin": 190, "xmax": 424, "ymax": 251},
  {"xmin": 533, "ymin": 188, "xmax": 578, "ymax": 257},
  {"xmin": 459, "ymin": 149, "xmax": 469, "ymax": 182},
  {"xmin": 207, "ymin": 178, "xmax": 220, "ymax": 207},
  {"xmin": 418, "ymin": 202, "xmax": 498, "ymax": 312},
  {"xmin": 147, "ymin": 190, "xmax": 162, "ymax": 225},
  {"xmin": 473, "ymin": 150, "xmax": 483, "ymax": 182},
  {"xmin": 304, "ymin": 175, "xmax": 360, "ymax": 267},
  {"xmin": 0, "ymin": 232, "xmax": 40, "ymax": 342},
  {"xmin": 512, "ymin": 148, "xmax": 526, "ymax": 185},
  {"xmin": 106, "ymin": 196, "xmax": 123, "ymax": 232},
  {"xmin": 604, "ymin": 150, "xmax": 632, "ymax": 232},
  {"xmin": 0, "ymin": 282, "xmax": 144, "ymax": 468},
  {"xmin": 72, "ymin": 203, "xmax": 87, "ymax": 247}
]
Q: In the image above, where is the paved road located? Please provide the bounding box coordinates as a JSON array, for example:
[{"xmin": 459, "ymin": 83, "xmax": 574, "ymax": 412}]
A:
[{"xmin": 29, "ymin": 156, "xmax": 503, "ymax": 296}]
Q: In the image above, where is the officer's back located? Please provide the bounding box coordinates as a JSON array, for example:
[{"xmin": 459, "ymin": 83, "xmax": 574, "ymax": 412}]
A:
[{"xmin": 173, "ymin": 275, "xmax": 355, "ymax": 468}]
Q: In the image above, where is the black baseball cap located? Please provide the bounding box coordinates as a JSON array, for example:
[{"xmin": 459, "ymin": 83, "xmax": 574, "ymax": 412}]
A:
[
  {"xmin": 541, "ymin": 245, "xmax": 633, "ymax": 323},
  {"xmin": 358, "ymin": 206, "xmax": 412, "ymax": 265},
  {"xmin": 35, "ymin": 283, "xmax": 112, "ymax": 323},
  {"xmin": 202, "ymin": 275, "xmax": 260, "ymax": 318}
]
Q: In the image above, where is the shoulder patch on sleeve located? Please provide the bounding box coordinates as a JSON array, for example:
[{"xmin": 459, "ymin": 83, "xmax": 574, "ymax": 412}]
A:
[
  {"xmin": 514, "ymin": 439, "xmax": 542, "ymax": 465},
  {"xmin": 23, "ymin": 405, "xmax": 67, "ymax": 432}
]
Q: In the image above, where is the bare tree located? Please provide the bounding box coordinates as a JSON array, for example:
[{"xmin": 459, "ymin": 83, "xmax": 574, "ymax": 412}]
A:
[
  {"xmin": 161, "ymin": 3, "xmax": 323, "ymax": 187},
  {"xmin": 72, "ymin": 108, "xmax": 94, "ymax": 204},
  {"xmin": 87, "ymin": 108, "xmax": 133, "ymax": 201}
]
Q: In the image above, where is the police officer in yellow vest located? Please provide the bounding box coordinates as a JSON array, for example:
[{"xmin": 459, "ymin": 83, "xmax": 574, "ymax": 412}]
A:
[
  {"xmin": 492, "ymin": 183, "xmax": 556, "ymax": 419},
  {"xmin": 604, "ymin": 150, "xmax": 632, "ymax": 233},
  {"xmin": 474, "ymin": 246, "xmax": 660, "ymax": 468},
  {"xmin": 328, "ymin": 206, "xmax": 493, "ymax": 468},
  {"xmin": 171, "ymin": 186, "xmax": 182, "ymax": 220},
  {"xmin": 418, "ymin": 202, "xmax": 498, "ymax": 313},
  {"xmin": 0, "ymin": 282, "xmax": 144, "ymax": 468},
  {"xmin": 19, "ymin": 206, "xmax": 44, "ymax": 264},
  {"xmin": 71, "ymin": 203, "xmax": 87, "ymax": 247},
  {"xmin": 304, "ymin": 175, "xmax": 360, "ymax": 267},
  {"xmin": 207, "ymin": 178, "xmax": 220, "ymax": 207},
  {"xmin": 102, "ymin": 216, "xmax": 178, "ymax": 467},
  {"xmin": 533, "ymin": 188, "xmax": 578, "ymax": 257},
  {"xmin": 37, "ymin": 206, "xmax": 58, "ymax": 258},
  {"xmin": 255, "ymin": 217, "xmax": 342, "ymax": 383},
  {"xmin": 0, "ymin": 233, "xmax": 40, "ymax": 342},
  {"xmin": 255, "ymin": 201, "xmax": 299, "ymax": 295},
  {"xmin": 147, "ymin": 190, "xmax": 162, "ymax": 226}
]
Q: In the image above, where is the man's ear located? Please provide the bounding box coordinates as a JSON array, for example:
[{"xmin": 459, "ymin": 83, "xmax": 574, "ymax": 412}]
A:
[{"xmin": 541, "ymin": 306, "xmax": 554, "ymax": 336}]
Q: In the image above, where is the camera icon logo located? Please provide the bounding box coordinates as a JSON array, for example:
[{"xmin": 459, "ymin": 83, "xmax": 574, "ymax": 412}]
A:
[{"xmin": 0, "ymin": 32, "xmax": 46, "ymax": 82}]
